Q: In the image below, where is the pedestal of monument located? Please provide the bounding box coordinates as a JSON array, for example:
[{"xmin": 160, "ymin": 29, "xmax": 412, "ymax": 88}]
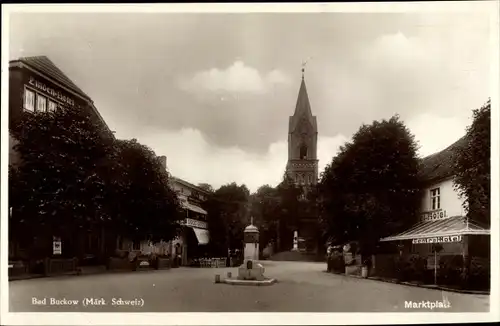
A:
[
  {"xmin": 237, "ymin": 259, "xmax": 265, "ymax": 281},
  {"xmin": 219, "ymin": 219, "xmax": 277, "ymax": 286}
]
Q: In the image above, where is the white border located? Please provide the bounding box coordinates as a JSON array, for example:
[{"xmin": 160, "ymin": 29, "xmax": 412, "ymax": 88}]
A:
[{"xmin": 2, "ymin": 2, "xmax": 499, "ymax": 325}]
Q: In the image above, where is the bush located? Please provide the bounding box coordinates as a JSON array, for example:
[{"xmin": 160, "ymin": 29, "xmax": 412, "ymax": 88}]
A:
[
  {"xmin": 328, "ymin": 252, "xmax": 345, "ymax": 273},
  {"xmin": 396, "ymin": 255, "xmax": 427, "ymax": 282},
  {"xmin": 467, "ymin": 257, "xmax": 490, "ymax": 290},
  {"xmin": 439, "ymin": 255, "xmax": 463, "ymax": 286}
]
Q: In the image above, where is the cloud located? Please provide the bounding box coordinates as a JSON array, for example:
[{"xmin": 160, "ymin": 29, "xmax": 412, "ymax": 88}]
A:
[
  {"xmin": 178, "ymin": 61, "xmax": 291, "ymax": 95},
  {"xmin": 117, "ymin": 127, "xmax": 347, "ymax": 192},
  {"xmin": 407, "ymin": 113, "xmax": 469, "ymax": 157}
]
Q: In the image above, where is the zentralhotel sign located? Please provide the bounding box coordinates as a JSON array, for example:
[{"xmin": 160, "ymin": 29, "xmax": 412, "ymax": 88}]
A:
[
  {"xmin": 27, "ymin": 76, "xmax": 76, "ymax": 106},
  {"xmin": 181, "ymin": 218, "xmax": 208, "ymax": 230}
]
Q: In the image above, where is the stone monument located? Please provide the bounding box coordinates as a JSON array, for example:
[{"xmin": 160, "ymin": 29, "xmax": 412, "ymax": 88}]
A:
[
  {"xmin": 219, "ymin": 217, "xmax": 277, "ymax": 286},
  {"xmin": 243, "ymin": 217, "xmax": 259, "ymax": 261},
  {"xmin": 238, "ymin": 259, "xmax": 265, "ymax": 281},
  {"xmin": 292, "ymin": 230, "xmax": 299, "ymax": 251}
]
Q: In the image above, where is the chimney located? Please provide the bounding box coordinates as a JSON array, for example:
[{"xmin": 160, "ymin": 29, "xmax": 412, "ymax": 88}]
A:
[{"xmin": 158, "ymin": 155, "xmax": 167, "ymax": 170}]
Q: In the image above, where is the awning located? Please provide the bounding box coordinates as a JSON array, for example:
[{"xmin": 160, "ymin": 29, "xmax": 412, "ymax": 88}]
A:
[
  {"xmin": 181, "ymin": 202, "xmax": 207, "ymax": 215},
  {"xmin": 380, "ymin": 216, "xmax": 490, "ymax": 242},
  {"xmin": 192, "ymin": 227, "xmax": 210, "ymax": 245}
]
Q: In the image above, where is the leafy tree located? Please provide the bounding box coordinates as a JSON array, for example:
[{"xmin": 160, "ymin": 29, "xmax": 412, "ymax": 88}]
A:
[
  {"xmin": 9, "ymin": 106, "xmax": 114, "ymax": 258},
  {"xmin": 205, "ymin": 182, "xmax": 250, "ymax": 254},
  {"xmin": 198, "ymin": 183, "xmax": 214, "ymax": 193},
  {"xmin": 274, "ymin": 174, "xmax": 304, "ymax": 251},
  {"xmin": 318, "ymin": 115, "xmax": 422, "ymax": 255},
  {"xmin": 250, "ymin": 185, "xmax": 280, "ymax": 249},
  {"xmin": 454, "ymin": 100, "xmax": 491, "ymax": 226},
  {"xmin": 108, "ymin": 139, "xmax": 183, "ymax": 243}
]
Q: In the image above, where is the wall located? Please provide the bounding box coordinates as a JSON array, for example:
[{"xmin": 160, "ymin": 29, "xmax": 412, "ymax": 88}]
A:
[
  {"xmin": 411, "ymin": 177, "xmax": 468, "ymax": 256},
  {"xmin": 420, "ymin": 177, "xmax": 467, "ymax": 218},
  {"xmin": 170, "ymin": 180, "xmax": 207, "ymax": 202},
  {"xmin": 9, "ymin": 68, "xmax": 23, "ymax": 124},
  {"xmin": 9, "ymin": 134, "xmax": 20, "ymax": 166}
]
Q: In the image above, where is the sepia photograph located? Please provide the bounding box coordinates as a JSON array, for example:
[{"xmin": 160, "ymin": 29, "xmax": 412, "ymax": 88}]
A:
[{"xmin": 1, "ymin": 2, "xmax": 499, "ymax": 325}]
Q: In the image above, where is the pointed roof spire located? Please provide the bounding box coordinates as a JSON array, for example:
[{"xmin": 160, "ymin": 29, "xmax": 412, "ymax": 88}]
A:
[{"xmin": 293, "ymin": 72, "xmax": 312, "ymax": 117}]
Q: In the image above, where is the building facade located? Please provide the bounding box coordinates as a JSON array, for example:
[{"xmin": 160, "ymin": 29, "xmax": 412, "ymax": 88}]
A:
[
  {"xmin": 156, "ymin": 156, "xmax": 210, "ymax": 266},
  {"xmin": 284, "ymin": 69, "xmax": 320, "ymax": 253},
  {"xmin": 381, "ymin": 137, "xmax": 490, "ymax": 268},
  {"xmin": 8, "ymin": 56, "xmax": 114, "ymax": 265},
  {"xmin": 8, "ymin": 56, "xmax": 111, "ymax": 135},
  {"xmin": 170, "ymin": 176, "xmax": 210, "ymax": 266}
]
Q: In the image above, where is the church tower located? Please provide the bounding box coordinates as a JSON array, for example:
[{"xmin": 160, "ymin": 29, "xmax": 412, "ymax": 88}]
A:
[{"xmin": 286, "ymin": 68, "xmax": 318, "ymax": 187}]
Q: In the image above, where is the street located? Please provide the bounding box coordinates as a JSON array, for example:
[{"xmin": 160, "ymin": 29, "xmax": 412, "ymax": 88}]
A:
[{"xmin": 9, "ymin": 261, "xmax": 489, "ymax": 312}]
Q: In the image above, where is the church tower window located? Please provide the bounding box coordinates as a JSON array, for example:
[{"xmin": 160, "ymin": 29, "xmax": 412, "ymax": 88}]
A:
[{"xmin": 300, "ymin": 144, "xmax": 308, "ymax": 159}]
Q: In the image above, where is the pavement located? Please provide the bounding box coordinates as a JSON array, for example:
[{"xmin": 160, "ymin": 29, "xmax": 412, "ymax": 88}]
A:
[{"xmin": 8, "ymin": 261, "xmax": 490, "ymax": 312}]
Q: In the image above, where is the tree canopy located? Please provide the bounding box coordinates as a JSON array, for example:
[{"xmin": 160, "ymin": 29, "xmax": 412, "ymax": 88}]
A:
[
  {"xmin": 248, "ymin": 174, "xmax": 308, "ymax": 252},
  {"xmin": 454, "ymin": 99, "xmax": 491, "ymax": 226},
  {"xmin": 197, "ymin": 183, "xmax": 214, "ymax": 193},
  {"xmin": 9, "ymin": 106, "xmax": 182, "ymax": 257},
  {"xmin": 108, "ymin": 139, "xmax": 182, "ymax": 242},
  {"xmin": 205, "ymin": 182, "xmax": 250, "ymax": 254},
  {"xmin": 318, "ymin": 115, "xmax": 422, "ymax": 253},
  {"xmin": 9, "ymin": 106, "xmax": 114, "ymax": 242},
  {"xmin": 250, "ymin": 184, "xmax": 280, "ymax": 249}
]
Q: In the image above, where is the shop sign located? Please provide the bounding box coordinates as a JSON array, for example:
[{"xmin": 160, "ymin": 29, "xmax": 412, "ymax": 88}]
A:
[
  {"xmin": 182, "ymin": 218, "xmax": 207, "ymax": 229},
  {"xmin": 421, "ymin": 209, "xmax": 448, "ymax": 222},
  {"xmin": 412, "ymin": 235, "xmax": 462, "ymax": 244},
  {"xmin": 53, "ymin": 236, "xmax": 62, "ymax": 255},
  {"xmin": 27, "ymin": 76, "xmax": 76, "ymax": 106}
]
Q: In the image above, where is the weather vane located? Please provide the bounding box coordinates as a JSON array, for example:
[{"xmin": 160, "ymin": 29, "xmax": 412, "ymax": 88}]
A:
[{"xmin": 301, "ymin": 56, "xmax": 312, "ymax": 79}]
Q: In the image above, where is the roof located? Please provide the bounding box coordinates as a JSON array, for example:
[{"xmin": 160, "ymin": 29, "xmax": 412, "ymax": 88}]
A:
[
  {"xmin": 289, "ymin": 76, "xmax": 318, "ymax": 133},
  {"xmin": 181, "ymin": 201, "xmax": 208, "ymax": 215},
  {"xmin": 171, "ymin": 176, "xmax": 211, "ymax": 195},
  {"xmin": 12, "ymin": 56, "xmax": 90, "ymax": 100},
  {"xmin": 419, "ymin": 136, "xmax": 467, "ymax": 183},
  {"xmin": 244, "ymin": 224, "xmax": 259, "ymax": 232},
  {"xmin": 380, "ymin": 216, "xmax": 489, "ymax": 242}
]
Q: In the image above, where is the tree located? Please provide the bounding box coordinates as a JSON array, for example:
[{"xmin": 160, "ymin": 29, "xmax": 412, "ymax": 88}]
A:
[
  {"xmin": 205, "ymin": 182, "xmax": 250, "ymax": 254},
  {"xmin": 274, "ymin": 174, "xmax": 304, "ymax": 251},
  {"xmin": 108, "ymin": 139, "xmax": 183, "ymax": 243},
  {"xmin": 318, "ymin": 115, "xmax": 422, "ymax": 255},
  {"xmin": 250, "ymin": 185, "xmax": 280, "ymax": 249},
  {"xmin": 9, "ymin": 106, "xmax": 114, "ymax": 258},
  {"xmin": 198, "ymin": 183, "xmax": 214, "ymax": 193},
  {"xmin": 454, "ymin": 99, "xmax": 491, "ymax": 226}
]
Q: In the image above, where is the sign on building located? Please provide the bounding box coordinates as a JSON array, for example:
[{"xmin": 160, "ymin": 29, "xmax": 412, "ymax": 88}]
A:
[
  {"xmin": 53, "ymin": 236, "xmax": 62, "ymax": 255},
  {"xmin": 181, "ymin": 218, "xmax": 208, "ymax": 229},
  {"xmin": 421, "ymin": 209, "xmax": 448, "ymax": 222},
  {"xmin": 412, "ymin": 235, "xmax": 462, "ymax": 244}
]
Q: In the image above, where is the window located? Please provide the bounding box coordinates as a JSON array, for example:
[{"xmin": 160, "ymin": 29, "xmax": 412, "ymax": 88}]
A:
[
  {"xmin": 48, "ymin": 100, "xmax": 58, "ymax": 112},
  {"xmin": 300, "ymin": 144, "xmax": 308, "ymax": 159},
  {"xmin": 430, "ymin": 188, "xmax": 440, "ymax": 210},
  {"xmin": 37, "ymin": 94, "xmax": 47, "ymax": 112},
  {"xmin": 24, "ymin": 88, "xmax": 35, "ymax": 112}
]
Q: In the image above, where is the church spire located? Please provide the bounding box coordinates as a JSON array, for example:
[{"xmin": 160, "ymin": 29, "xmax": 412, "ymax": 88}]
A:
[{"xmin": 293, "ymin": 69, "xmax": 312, "ymax": 118}]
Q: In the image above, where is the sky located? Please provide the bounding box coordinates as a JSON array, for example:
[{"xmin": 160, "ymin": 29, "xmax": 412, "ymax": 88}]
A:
[{"xmin": 8, "ymin": 9, "xmax": 493, "ymax": 192}]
